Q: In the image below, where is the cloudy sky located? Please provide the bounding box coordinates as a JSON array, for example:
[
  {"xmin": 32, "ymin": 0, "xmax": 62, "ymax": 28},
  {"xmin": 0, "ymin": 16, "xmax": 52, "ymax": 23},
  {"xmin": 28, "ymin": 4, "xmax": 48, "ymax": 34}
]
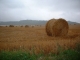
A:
[{"xmin": 0, "ymin": 0, "xmax": 80, "ymax": 22}]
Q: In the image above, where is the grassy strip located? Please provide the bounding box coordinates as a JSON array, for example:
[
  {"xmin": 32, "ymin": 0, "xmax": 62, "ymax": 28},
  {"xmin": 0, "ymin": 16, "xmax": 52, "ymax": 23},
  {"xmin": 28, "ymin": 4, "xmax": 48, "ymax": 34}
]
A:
[
  {"xmin": 0, "ymin": 43, "xmax": 80, "ymax": 60},
  {"xmin": 0, "ymin": 49, "xmax": 80, "ymax": 60},
  {"xmin": 0, "ymin": 50, "xmax": 43, "ymax": 60},
  {"xmin": 55, "ymin": 49, "xmax": 80, "ymax": 60}
]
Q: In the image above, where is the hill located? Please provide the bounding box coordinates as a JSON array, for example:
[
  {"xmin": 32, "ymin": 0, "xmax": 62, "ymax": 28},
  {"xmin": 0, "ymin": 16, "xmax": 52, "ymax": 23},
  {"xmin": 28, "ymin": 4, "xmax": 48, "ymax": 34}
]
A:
[{"xmin": 0, "ymin": 20, "xmax": 79, "ymax": 25}]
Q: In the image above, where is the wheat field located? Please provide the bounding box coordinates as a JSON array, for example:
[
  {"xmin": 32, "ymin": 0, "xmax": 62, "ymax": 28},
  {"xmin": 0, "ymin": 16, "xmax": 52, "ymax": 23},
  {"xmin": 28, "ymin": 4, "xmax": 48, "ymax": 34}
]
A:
[{"xmin": 0, "ymin": 25, "xmax": 80, "ymax": 54}]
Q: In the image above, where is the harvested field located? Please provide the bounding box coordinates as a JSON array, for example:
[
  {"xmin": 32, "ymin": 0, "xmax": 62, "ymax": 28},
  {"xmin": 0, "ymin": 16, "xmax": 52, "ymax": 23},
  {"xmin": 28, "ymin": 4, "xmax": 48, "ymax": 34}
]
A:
[{"xmin": 0, "ymin": 25, "xmax": 80, "ymax": 54}]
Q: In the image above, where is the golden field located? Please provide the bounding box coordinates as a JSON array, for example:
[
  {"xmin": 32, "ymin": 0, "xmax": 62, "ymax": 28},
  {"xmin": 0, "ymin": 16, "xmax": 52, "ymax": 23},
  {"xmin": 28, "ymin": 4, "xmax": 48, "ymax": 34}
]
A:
[{"xmin": 0, "ymin": 25, "xmax": 80, "ymax": 54}]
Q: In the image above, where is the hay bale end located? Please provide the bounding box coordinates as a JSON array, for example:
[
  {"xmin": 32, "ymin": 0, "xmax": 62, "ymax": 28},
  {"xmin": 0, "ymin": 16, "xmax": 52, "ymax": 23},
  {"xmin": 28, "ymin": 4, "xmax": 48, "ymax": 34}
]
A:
[{"xmin": 46, "ymin": 18, "xmax": 69, "ymax": 37}]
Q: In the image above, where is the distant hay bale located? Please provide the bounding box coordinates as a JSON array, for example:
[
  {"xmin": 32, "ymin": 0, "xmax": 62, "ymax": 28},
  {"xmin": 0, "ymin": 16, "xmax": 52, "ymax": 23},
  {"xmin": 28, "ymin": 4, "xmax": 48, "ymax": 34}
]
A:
[
  {"xmin": 0, "ymin": 26, "xmax": 3, "ymax": 27},
  {"xmin": 5, "ymin": 26, "xmax": 7, "ymax": 27},
  {"xmin": 46, "ymin": 18, "xmax": 69, "ymax": 37},
  {"xmin": 21, "ymin": 25, "xmax": 23, "ymax": 27},
  {"xmin": 9, "ymin": 25, "xmax": 14, "ymax": 27},
  {"xmin": 32, "ymin": 26, "xmax": 34, "ymax": 28},
  {"xmin": 25, "ymin": 25, "xmax": 29, "ymax": 28}
]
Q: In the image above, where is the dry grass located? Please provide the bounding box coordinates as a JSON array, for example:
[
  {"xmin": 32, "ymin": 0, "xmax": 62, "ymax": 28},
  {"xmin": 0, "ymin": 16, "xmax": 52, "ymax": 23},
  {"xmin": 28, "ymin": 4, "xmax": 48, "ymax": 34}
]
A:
[{"xmin": 0, "ymin": 25, "xmax": 80, "ymax": 54}]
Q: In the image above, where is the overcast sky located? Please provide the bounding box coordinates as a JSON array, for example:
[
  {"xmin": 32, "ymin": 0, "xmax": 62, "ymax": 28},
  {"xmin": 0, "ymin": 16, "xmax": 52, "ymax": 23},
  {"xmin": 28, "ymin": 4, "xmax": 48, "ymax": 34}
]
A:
[{"xmin": 0, "ymin": 0, "xmax": 80, "ymax": 22}]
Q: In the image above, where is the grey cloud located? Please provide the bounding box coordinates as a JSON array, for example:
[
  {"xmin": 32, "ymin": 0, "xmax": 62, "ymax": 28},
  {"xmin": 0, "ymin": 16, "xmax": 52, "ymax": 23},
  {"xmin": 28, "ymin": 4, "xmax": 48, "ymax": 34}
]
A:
[
  {"xmin": 61, "ymin": 12, "xmax": 80, "ymax": 22},
  {"xmin": 35, "ymin": 0, "xmax": 80, "ymax": 12},
  {"xmin": 0, "ymin": 0, "xmax": 80, "ymax": 23},
  {"xmin": 0, "ymin": 0, "xmax": 25, "ymax": 8},
  {"xmin": 34, "ymin": 0, "xmax": 80, "ymax": 22},
  {"xmin": 53, "ymin": 0, "xmax": 80, "ymax": 12}
]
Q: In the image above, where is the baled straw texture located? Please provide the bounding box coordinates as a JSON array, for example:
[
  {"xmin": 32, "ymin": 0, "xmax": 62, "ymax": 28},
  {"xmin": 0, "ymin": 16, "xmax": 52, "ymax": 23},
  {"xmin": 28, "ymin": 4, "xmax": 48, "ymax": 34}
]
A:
[{"xmin": 46, "ymin": 18, "xmax": 69, "ymax": 37}]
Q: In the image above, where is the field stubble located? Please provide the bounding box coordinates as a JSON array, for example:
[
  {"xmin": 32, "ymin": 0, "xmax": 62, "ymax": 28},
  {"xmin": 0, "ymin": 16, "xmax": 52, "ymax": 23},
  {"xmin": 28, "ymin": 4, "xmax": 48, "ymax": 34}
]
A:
[{"xmin": 0, "ymin": 25, "xmax": 80, "ymax": 54}]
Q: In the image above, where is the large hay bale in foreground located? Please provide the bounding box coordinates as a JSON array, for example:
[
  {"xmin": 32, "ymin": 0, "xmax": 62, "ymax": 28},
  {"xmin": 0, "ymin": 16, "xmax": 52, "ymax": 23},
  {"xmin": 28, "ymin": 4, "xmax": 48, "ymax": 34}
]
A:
[{"xmin": 46, "ymin": 18, "xmax": 69, "ymax": 37}]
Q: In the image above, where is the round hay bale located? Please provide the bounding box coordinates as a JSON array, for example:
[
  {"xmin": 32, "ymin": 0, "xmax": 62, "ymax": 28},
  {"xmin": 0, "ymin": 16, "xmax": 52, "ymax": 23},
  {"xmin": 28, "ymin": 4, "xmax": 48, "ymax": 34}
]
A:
[
  {"xmin": 46, "ymin": 18, "xmax": 69, "ymax": 37},
  {"xmin": 46, "ymin": 18, "xmax": 56, "ymax": 36},
  {"xmin": 25, "ymin": 25, "xmax": 29, "ymax": 28},
  {"xmin": 9, "ymin": 25, "xmax": 14, "ymax": 27}
]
